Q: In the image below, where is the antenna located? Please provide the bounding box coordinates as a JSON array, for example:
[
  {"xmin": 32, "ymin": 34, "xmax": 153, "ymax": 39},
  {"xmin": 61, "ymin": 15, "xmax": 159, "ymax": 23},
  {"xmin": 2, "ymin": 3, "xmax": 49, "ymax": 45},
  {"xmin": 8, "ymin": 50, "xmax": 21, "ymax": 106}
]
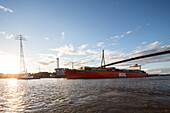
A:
[{"xmin": 15, "ymin": 35, "xmax": 27, "ymax": 74}]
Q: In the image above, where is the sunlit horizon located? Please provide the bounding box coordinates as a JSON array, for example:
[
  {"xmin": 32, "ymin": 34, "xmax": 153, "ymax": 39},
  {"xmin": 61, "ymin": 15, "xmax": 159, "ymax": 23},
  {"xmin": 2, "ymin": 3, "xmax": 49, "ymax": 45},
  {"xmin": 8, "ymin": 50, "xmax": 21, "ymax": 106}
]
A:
[
  {"xmin": 0, "ymin": 0, "xmax": 170, "ymax": 74},
  {"xmin": 0, "ymin": 54, "xmax": 19, "ymax": 74}
]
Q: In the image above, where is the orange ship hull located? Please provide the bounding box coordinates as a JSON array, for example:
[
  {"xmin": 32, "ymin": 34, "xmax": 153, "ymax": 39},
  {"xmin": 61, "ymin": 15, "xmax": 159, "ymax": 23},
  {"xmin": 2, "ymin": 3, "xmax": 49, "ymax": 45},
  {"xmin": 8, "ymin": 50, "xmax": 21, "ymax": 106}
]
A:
[{"xmin": 63, "ymin": 69, "xmax": 148, "ymax": 79}]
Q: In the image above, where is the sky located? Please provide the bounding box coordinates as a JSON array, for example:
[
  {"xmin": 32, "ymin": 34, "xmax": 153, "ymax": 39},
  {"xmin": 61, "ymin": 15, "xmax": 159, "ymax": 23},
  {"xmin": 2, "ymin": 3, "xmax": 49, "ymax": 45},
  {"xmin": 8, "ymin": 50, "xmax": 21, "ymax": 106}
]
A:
[{"xmin": 0, "ymin": 0, "xmax": 170, "ymax": 74}]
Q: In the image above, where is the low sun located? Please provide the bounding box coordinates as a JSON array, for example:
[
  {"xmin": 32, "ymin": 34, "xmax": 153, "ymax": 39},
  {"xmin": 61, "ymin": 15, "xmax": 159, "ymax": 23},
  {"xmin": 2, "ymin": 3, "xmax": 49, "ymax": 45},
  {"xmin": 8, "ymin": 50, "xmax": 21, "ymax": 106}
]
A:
[{"xmin": 0, "ymin": 55, "xmax": 19, "ymax": 74}]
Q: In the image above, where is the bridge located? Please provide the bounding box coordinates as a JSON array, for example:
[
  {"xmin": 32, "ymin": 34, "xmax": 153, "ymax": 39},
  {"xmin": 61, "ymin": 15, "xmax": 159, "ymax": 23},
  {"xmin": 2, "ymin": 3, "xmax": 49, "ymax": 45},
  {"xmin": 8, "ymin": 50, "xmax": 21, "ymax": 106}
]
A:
[{"xmin": 101, "ymin": 50, "xmax": 170, "ymax": 68}]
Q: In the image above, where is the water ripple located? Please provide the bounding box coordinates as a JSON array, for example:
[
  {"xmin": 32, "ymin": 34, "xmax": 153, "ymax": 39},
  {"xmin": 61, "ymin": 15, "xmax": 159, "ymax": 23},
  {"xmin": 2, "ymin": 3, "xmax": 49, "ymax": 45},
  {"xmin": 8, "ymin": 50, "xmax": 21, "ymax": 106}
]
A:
[{"xmin": 0, "ymin": 77, "xmax": 170, "ymax": 112}]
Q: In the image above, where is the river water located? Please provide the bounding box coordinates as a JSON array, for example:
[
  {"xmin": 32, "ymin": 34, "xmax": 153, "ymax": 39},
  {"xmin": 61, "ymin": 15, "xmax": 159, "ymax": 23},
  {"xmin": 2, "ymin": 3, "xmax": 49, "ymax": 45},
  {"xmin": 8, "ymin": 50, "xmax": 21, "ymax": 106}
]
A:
[{"xmin": 0, "ymin": 76, "xmax": 170, "ymax": 113}]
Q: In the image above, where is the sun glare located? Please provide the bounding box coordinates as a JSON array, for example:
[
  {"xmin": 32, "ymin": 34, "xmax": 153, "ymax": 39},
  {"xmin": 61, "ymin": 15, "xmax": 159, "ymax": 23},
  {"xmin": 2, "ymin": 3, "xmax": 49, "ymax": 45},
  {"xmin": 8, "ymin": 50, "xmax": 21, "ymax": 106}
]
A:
[{"xmin": 0, "ymin": 55, "xmax": 19, "ymax": 74}]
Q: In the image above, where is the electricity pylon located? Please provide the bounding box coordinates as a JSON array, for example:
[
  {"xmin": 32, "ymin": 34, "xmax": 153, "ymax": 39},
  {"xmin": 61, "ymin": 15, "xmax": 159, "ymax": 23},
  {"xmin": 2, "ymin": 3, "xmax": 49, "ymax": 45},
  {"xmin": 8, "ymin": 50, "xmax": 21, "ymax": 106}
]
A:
[{"xmin": 15, "ymin": 35, "xmax": 27, "ymax": 74}]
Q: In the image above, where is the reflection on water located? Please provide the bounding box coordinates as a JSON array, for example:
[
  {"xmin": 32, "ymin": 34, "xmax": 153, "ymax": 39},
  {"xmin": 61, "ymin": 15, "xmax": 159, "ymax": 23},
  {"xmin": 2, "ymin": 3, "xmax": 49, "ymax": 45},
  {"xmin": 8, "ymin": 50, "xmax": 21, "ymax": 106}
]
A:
[
  {"xmin": 0, "ymin": 77, "xmax": 170, "ymax": 113},
  {"xmin": 6, "ymin": 79, "xmax": 19, "ymax": 111}
]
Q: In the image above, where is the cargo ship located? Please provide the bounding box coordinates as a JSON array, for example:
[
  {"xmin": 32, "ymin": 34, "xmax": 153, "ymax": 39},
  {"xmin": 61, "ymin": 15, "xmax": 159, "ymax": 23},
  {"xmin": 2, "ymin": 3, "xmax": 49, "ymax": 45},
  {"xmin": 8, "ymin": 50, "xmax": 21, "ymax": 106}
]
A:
[
  {"xmin": 63, "ymin": 66, "xmax": 148, "ymax": 79},
  {"xmin": 62, "ymin": 49, "xmax": 148, "ymax": 79},
  {"xmin": 57, "ymin": 50, "xmax": 170, "ymax": 79}
]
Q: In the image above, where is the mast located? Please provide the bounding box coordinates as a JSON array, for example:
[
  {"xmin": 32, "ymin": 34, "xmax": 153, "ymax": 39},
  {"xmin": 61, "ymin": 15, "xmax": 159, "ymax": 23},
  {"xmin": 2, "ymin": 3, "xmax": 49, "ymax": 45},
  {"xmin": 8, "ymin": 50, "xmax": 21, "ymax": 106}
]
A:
[{"xmin": 101, "ymin": 50, "xmax": 105, "ymax": 67}]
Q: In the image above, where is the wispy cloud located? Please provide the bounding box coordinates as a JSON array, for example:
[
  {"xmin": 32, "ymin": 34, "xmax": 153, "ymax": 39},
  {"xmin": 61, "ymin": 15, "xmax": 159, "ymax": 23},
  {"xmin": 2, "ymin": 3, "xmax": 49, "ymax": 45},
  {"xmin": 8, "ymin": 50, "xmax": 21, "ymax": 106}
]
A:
[
  {"xmin": 135, "ymin": 26, "xmax": 141, "ymax": 31},
  {"xmin": 110, "ymin": 23, "xmax": 150, "ymax": 41},
  {"xmin": 146, "ymin": 23, "xmax": 150, "ymax": 26},
  {"xmin": 0, "ymin": 5, "xmax": 13, "ymax": 13},
  {"xmin": 0, "ymin": 31, "xmax": 6, "ymax": 35},
  {"xmin": 126, "ymin": 30, "xmax": 132, "ymax": 34},
  {"xmin": 144, "ymin": 66, "xmax": 170, "ymax": 74},
  {"xmin": 86, "ymin": 49, "xmax": 97, "ymax": 54},
  {"xmin": 146, "ymin": 41, "xmax": 162, "ymax": 49},
  {"xmin": 107, "ymin": 41, "xmax": 170, "ymax": 68},
  {"xmin": 51, "ymin": 43, "xmax": 89, "ymax": 57},
  {"xmin": 111, "ymin": 35, "xmax": 124, "ymax": 39},
  {"xmin": 51, "ymin": 44, "xmax": 74, "ymax": 57},
  {"xmin": 38, "ymin": 61, "xmax": 55, "ymax": 65},
  {"xmin": 0, "ymin": 31, "xmax": 14, "ymax": 39},
  {"xmin": 141, "ymin": 41, "xmax": 147, "ymax": 44},
  {"xmin": 78, "ymin": 44, "xmax": 88, "ymax": 50},
  {"xmin": 6, "ymin": 34, "xmax": 13, "ymax": 39},
  {"xmin": 63, "ymin": 59, "xmax": 96, "ymax": 67},
  {"xmin": 0, "ymin": 50, "xmax": 13, "ymax": 56},
  {"xmin": 110, "ymin": 43, "xmax": 117, "ymax": 46},
  {"xmin": 45, "ymin": 37, "xmax": 49, "ymax": 40},
  {"xmin": 104, "ymin": 50, "xmax": 119, "ymax": 57},
  {"xmin": 110, "ymin": 30, "xmax": 132, "ymax": 40},
  {"xmin": 61, "ymin": 32, "xmax": 65, "ymax": 39},
  {"xmin": 37, "ymin": 54, "xmax": 56, "ymax": 66},
  {"xmin": 96, "ymin": 42, "xmax": 104, "ymax": 47}
]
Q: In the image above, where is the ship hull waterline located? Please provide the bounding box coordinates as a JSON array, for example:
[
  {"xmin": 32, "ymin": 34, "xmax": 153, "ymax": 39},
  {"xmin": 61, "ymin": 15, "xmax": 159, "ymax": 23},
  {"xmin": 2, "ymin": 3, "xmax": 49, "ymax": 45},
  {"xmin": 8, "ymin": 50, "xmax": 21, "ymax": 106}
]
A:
[{"xmin": 63, "ymin": 69, "xmax": 148, "ymax": 79}]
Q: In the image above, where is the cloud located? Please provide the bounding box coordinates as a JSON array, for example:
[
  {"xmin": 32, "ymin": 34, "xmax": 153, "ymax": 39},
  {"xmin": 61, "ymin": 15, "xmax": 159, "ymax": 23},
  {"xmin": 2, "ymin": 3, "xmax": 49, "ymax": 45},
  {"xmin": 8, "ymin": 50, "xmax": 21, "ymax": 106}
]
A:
[
  {"xmin": 111, "ymin": 43, "xmax": 117, "ymax": 46},
  {"xmin": 96, "ymin": 42, "xmax": 104, "ymax": 47},
  {"xmin": 0, "ymin": 31, "xmax": 14, "ymax": 39},
  {"xmin": 141, "ymin": 41, "xmax": 147, "ymax": 44},
  {"xmin": 61, "ymin": 32, "xmax": 65, "ymax": 39},
  {"xmin": 37, "ymin": 54, "xmax": 57, "ymax": 66},
  {"xmin": 38, "ymin": 61, "xmax": 55, "ymax": 65},
  {"xmin": 0, "ymin": 51, "xmax": 13, "ymax": 56},
  {"xmin": 0, "ymin": 5, "xmax": 13, "ymax": 13},
  {"xmin": 111, "ymin": 35, "xmax": 124, "ymax": 39},
  {"xmin": 135, "ymin": 26, "xmax": 141, "ymax": 31},
  {"xmin": 86, "ymin": 49, "xmax": 97, "ymax": 54},
  {"xmin": 109, "ymin": 43, "xmax": 117, "ymax": 46},
  {"xmin": 63, "ymin": 59, "xmax": 96, "ymax": 67},
  {"xmin": 45, "ymin": 37, "xmax": 49, "ymax": 40},
  {"xmin": 107, "ymin": 41, "xmax": 170, "ymax": 68},
  {"xmin": 78, "ymin": 44, "xmax": 88, "ymax": 50},
  {"xmin": 6, "ymin": 34, "xmax": 13, "ymax": 39},
  {"xmin": 104, "ymin": 50, "xmax": 119, "ymax": 57},
  {"xmin": 144, "ymin": 66, "xmax": 170, "ymax": 74},
  {"xmin": 111, "ymin": 35, "xmax": 119, "ymax": 39},
  {"xmin": 126, "ymin": 30, "xmax": 132, "ymax": 34},
  {"xmin": 146, "ymin": 23, "xmax": 150, "ymax": 26},
  {"xmin": 110, "ymin": 30, "xmax": 132, "ymax": 41},
  {"xmin": 51, "ymin": 44, "xmax": 87, "ymax": 57},
  {"xmin": 38, "ymin": 54, "xmax": 56, "ymax": 58},
  {"xmin": 50, "ymin": 44, "xmax": 100, "ymax": 67},
  {"xmin": 51, "ymin": 44, "xmax": 74, "ymax": 57},
  {"xmin": 131, "ymin": 41, "xmax": 168, "ymax": 57},
  {"xmin": 110, "ymin": 23, "xmax": 151, "ymax": 42},
  {"xmin": 0, "ymin": 31, "xmax": 6, "ymax": 35},
  {"xmin": 146, "ymin": 41, "xmax": 162, "ymax": 49}
]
